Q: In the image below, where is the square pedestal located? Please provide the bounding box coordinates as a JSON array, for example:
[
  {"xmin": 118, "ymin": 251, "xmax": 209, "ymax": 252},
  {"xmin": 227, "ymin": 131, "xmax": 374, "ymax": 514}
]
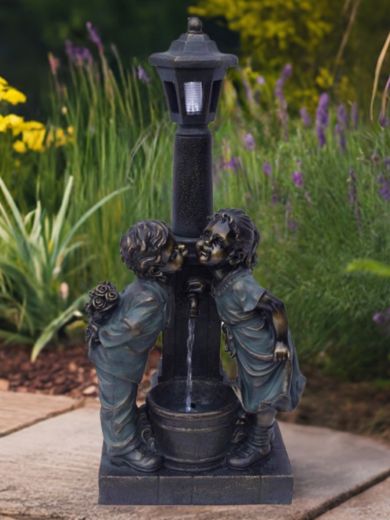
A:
[{"xmin": 98, "ymin": 422, "xmax": 293, "ymax": 505}]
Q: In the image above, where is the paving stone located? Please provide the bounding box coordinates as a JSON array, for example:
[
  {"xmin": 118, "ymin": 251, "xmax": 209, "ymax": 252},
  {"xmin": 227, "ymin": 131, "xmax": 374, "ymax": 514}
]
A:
[
  {"xmin": 0, "ymin": 404, "xmax": 389, "ymax": 520},
  {"xmin": 317, "ymin": 477, "xmax": 390, "ymax": 519},
  {"xmin": 0, "ymin": 391, "xmax": 83, "ymax": 437}
]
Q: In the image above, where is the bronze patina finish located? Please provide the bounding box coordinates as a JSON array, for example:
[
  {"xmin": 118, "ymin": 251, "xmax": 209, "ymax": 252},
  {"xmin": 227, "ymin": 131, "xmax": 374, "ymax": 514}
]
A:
[
  {"xmin": 196, "ymin": 209, "xmax": 305, "ymax": 469},
  {"xmin": 88, "ymin": 17, "xmax": 305, "ymax": 505},
  {"xmin": 86, "ymin": 220, "xmax": 186, "ymax": 472}
]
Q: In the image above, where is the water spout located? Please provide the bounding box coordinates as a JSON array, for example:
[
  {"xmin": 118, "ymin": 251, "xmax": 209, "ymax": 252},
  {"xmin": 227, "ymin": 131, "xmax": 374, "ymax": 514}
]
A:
[{"xmin": 185, "ymin": 317, "xmax": 196, "ymax": 412}]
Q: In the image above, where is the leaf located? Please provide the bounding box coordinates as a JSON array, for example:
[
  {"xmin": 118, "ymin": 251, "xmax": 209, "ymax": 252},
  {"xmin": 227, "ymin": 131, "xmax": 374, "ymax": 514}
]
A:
[
  {"xmin": 57, "ymin": 185, "xmax": 130, "ymax": 258},
  {"xmin": 31, "ymin": 293, "xmax": 88, "ymax": 362},
  {"xmin": 346, "ymin": 259, "xmax": 390, "ymax": 277}
]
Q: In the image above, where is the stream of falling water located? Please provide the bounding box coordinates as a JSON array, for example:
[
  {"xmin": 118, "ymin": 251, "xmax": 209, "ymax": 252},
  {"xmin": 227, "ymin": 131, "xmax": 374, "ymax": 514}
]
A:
[{"xmin": 185, "ymin": 318, "xmax": 196, "ymax": 412}]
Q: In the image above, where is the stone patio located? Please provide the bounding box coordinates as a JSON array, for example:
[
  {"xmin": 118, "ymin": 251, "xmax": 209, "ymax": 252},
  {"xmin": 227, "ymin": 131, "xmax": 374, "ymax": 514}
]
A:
[{"xmin": 0, "ymin": 391, "xmax": 389, "ymax": 519}]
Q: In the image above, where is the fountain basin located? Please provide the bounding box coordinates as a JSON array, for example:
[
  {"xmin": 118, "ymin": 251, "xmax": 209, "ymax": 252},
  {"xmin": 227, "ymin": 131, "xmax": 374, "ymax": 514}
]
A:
[{"xmin": 147, "ymin": 379, "xmax": 239, "ymax": 471}]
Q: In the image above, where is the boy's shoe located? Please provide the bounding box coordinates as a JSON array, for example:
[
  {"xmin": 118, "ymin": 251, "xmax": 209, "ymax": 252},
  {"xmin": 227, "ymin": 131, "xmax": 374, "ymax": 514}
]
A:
[{"xmin": 111, "ymin": 443, "xmax": 162, "ymax": 473}]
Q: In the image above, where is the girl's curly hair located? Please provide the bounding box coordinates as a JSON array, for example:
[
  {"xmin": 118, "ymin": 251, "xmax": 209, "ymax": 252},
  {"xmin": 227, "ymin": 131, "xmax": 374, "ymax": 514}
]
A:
[
  {"xmin": 120, "ymin": 220, "xmax": 172, "ymax": 282},
  {"xmin": 209, "ymin": 208, "xmax": 260, "ymax": 269}
]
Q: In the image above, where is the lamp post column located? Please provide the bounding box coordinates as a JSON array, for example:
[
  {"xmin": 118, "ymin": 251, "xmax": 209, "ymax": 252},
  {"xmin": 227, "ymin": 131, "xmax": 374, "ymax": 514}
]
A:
[
  {"xmin": 172, "ymin": 126, "xmax": 212, "ymax": 238},
  {"xmin": 149, "ymin": 17, "xmax": 237, "ymax": 381}
]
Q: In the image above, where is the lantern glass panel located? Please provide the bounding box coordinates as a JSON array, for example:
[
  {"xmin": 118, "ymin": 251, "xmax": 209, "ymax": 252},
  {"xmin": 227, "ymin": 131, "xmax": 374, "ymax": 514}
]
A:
[{"xmin": 184, "ymin": 81, "xmax": 203, "ymax": 115}]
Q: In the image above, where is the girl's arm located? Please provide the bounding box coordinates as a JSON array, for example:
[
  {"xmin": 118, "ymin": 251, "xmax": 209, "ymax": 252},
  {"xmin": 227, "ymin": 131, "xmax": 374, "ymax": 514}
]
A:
[{"xmin": 255, "ymin": 291, "xmax": 290, "ymax": 361}]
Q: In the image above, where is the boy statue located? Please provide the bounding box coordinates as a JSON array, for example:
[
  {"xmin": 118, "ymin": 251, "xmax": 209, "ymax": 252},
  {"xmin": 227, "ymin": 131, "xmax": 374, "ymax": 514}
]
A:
[
  {"xmin": 86, "ymin": 220, "xmax": 186, "ymax": 472},
  {"xmin": 196, "ymin": 208, "xmax": 306, "ymax": 469}
]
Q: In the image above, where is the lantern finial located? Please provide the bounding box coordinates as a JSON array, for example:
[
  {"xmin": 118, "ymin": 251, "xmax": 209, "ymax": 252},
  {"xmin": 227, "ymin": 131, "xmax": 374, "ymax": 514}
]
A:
[{"xmin": 187, "ymin": 17, "xmax": 203, "ymax": 34}]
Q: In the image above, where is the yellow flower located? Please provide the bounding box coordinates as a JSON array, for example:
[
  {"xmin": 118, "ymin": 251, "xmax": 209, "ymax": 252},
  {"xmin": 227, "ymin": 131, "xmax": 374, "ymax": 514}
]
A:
[
  {"xmin": 46, "ymin": 125, "xmax": 74, "ymax": 148},
  {"xmin": 0, "ymin": 85, "xmax": 27, "ymax": 105},
  {"xmin": 13, "ymin": 140, "xmax": 27, "ymax": 154},
  {"xmin": 22, "ymin": 126, "xmax": 46, "ymax": 152},
  {"xmin": 54, "ymin": 128, "xmax": 66, "ymax": 147},
  {"xmin": 315, "ymin": 68, "xmax": 334, "ymax": 90},
  {"xmin": 21, "ymin": 121, "xmax": 45, "ymax": 131},
  {"xmin": 0, "ymin": 114, "xmax": 24, "ymax": 134}
]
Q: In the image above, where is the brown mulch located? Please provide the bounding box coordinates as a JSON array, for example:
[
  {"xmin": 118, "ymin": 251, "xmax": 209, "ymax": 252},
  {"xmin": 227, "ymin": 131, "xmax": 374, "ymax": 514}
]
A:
[
  {"xmin": 0, "ymin": 343, "xmax": 159, "ymax": 402},
  {"xmin": 0, "ymin": 343, "xmax": 389, "ymax": 443}
]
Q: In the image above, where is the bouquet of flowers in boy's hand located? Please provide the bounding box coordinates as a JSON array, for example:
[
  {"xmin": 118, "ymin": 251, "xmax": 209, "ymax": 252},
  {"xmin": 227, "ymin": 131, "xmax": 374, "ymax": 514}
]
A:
[{"xmin": 85, "ymin": 281, "xmax": 120, "ymax": 349}]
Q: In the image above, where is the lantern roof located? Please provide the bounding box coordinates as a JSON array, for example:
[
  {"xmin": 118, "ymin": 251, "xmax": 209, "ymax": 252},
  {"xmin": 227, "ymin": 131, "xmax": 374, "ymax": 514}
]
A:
[{"xmin": 149, "ymin": 17, "xmax": 238, "ymax": 70}]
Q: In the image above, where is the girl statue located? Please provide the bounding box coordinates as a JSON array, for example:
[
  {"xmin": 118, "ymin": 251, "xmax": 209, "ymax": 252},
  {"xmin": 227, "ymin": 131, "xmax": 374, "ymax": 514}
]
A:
[{"xmin": 196, "ymin": 209, "xmax": 305, "ymax": 469}]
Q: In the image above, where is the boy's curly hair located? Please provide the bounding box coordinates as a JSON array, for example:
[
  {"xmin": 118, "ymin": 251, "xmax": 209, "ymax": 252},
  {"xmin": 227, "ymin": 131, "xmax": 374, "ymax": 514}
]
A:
[
  {"xmin": 120, "ymin": 220, "xmax": 172, "ymax": 282},
  {"xmin": 209, "ymin": 208, "xmax": 260, "ymax": 268}
]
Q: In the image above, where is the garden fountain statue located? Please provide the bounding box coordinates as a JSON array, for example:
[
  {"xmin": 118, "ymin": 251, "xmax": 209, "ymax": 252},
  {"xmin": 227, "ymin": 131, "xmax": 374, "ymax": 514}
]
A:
[{"xmin": 86, "ymin": 17, "xmax": 305, "ymax": 505}]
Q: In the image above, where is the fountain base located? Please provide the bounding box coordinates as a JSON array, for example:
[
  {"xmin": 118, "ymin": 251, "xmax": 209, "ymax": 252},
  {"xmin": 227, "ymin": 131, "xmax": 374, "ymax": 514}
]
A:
[{"xmin": 98, "ymin": 422, "xmax": 293, "ymax": 505}]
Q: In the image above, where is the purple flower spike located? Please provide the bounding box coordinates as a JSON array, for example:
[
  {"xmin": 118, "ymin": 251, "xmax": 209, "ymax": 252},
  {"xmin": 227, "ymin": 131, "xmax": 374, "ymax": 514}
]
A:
[
  {"xmin": 224, "ymin": 156, "xmax": 241, "ymax": 172},
  {"xmin": 243, "ymin": 78, "xmax": 254, "ymax": 106},
  {"xmin": 281, "ymin": 63, "xmax": 293, "ymax": 81},
  {"xmin": 316, "ymin": 93, "xmax": 330, "ymax": 148},
  {"xmin": 373, "ymin": 312, "xmax": 384, "ymax": 324},
  {"xmin": 335, "ymin": 104, "xmax": 347, "ymax": 152},
  {"xmin": 316, "ymin": 93, "xmax": 330, "ymax": 127},
  {"xmin": 373, "ymin": 307, "xmax": 390, "ymax": 326},
  {"xmin": 137, "ymin": 65, "xmax": 150, "ymax": 84},
  {"xmin": 335, "ymin": 124, "xmax": 347, "ymax": 152},
  {"xmin": 65, "ymin": 40, "xmax": 93, "ymax": 66},
  {"xmin": 292, "ymin": 171, "xmax": 304, "ymax": 188},
  {"xmin": 348, "ymin": 168, "xmax": 362, "ymax": 229},
  {"xmin": 379, "ymin": 114, "xmax": 389, "ymax": 128},
  {"xmin": 262, "ymin": 162, "xmax": 272, "ymax": 177},
  {"xmin": 285, "ymin": 198, "xmax": 298, "ymax": 232},
  {"xmin": 337, "ymin": 104, "xmax": 348, "ymax": 127},
  {"xmin": 300, "ymin": 107, "xmax": 311, "ymax": 128},
  {"xmin": 256, "ymin": 75, "xmax": 265, "ymax": 85},
  {"xmin": 378, "ymin": 175, "xmax": 390, "ymax": 201},
  {"xmin": 274, "ymin": 78, "xmax": 284, "ymax": 101},
  {"xmin": 243, "ymin": 132, "xmax": 255, "ymax": 151},
  {"xmin": 274, "ymin": 64, "xmax": 292, "ymax": 140},
  {"xmin": 351, "ymin": 102, "xmax": 359, "ymax": 129},
  {"xmin": 86, "ymin": 21, "xmax": 103, "ymax": 54}
]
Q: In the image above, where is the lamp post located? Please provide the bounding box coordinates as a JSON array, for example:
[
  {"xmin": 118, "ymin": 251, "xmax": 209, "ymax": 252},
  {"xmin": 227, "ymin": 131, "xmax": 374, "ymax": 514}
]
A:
[
  {"xmin": 150, "ymin": 16, "xmax": 237, "ymax": 237},
  {"xmin": 149, "ymin": 17, "xmax": 237, "ymax": 382}
]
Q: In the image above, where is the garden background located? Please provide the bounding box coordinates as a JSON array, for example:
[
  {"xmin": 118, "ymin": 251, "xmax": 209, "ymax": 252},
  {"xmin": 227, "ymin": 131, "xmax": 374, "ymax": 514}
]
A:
[{"xmin": 0, "ymin": 0, "xmax": 389, "ymax": 439}]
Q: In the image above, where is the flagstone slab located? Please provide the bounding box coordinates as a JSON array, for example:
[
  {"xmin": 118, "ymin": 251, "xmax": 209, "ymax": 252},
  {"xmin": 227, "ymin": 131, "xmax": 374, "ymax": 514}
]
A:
[
  {"xmin": 317, "ymin": 477, "xmax": 390, "ymax": 519},
  {"xmin": 0, "ymin": 390, "xmax": 83, "ymax": 437},
  {"xmin": 0, "ymin": 404, "xmax": 389, "ymax": 519}
]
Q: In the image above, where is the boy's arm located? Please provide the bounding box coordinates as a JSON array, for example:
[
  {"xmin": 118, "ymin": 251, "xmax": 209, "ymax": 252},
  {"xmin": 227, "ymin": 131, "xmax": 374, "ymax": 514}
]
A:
[{"xmin": 255, "ymin": 291, "xmax": 290, "ymax": 361}]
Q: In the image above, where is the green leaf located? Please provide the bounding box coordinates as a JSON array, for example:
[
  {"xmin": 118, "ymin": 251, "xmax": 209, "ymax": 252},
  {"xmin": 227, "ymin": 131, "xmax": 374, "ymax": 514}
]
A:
[
  {"xmin": 57, "ymin": 184, "xmax": 130, "ymax": 258},
  {"xmin": 346, "ymin": 259, "xmax": 390, "ymax": 277},
  {"xmin": 31, "ymin": 293, "xmax": 88, "ymax": 362}
]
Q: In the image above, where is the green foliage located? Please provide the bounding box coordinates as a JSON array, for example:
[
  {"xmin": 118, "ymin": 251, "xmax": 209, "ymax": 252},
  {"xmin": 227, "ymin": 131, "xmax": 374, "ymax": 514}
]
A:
[
  {"xmin": 0, "ymin": 31, "xmax": 389, "ymax": 378},
  {"xmin": 347, "ymin": 259, "xmax": 390, "ymax": 277},
  {"xmin": 211, "ymin": 111, "xmax": 389, "ymax": 380},
  {"xmin": 190, "ymin": 0, "xmax": 389, "ymax": 108},
  {"xmin": 0, "ymin": 175, "xmax": 128, "ymax": 359},
  {"xmin": 31, "ymin": 48, "xmax": 174, "ymax": 289}
]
